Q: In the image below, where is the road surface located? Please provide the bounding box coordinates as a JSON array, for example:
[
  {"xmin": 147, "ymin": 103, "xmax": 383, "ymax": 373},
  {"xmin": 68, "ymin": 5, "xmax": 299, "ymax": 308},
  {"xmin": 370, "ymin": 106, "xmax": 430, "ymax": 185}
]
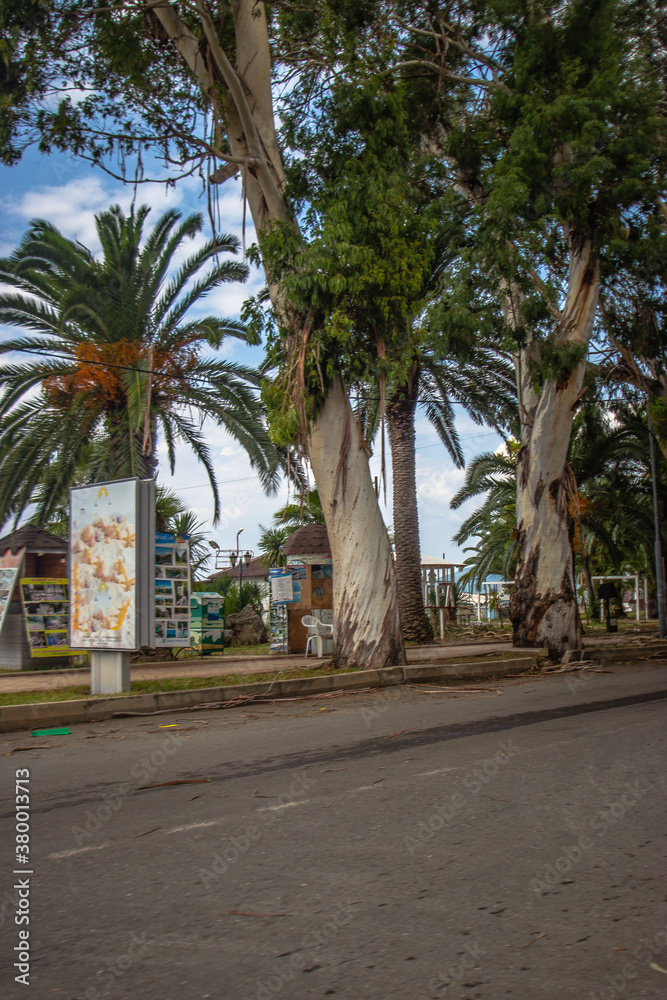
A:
[{"xmin": 1, "ymin": 663, "xmax": 666, "ymax": 999}]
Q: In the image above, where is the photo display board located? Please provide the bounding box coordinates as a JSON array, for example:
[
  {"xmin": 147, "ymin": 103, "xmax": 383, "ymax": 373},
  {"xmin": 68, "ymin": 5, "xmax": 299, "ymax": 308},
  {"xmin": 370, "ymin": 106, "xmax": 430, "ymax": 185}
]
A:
[
  {"xmin": 0, "ymin": 548, "xmax": 25, "ymax": 635},
  {"xmin": 20, "ymin": 578, "xmax": 72, "ymax": 657},
  {"xmin": 69, "ymin": 478, "xmax": 155, "ymax": 650},
  {"xmin": 154, "ymin": 531, "xmax": 190, "ymax": 647}
]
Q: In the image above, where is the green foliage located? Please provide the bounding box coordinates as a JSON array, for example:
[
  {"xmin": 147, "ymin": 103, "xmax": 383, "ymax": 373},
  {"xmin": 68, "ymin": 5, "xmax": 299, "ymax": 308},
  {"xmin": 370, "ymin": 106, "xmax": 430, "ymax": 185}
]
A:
[
  {"xmin": 192, "ymin": 576, "xmax": 264, "ymax": 617},
  {"xmin": 257, "ymin": 524, "xmax": 290, "ymax": 568}
]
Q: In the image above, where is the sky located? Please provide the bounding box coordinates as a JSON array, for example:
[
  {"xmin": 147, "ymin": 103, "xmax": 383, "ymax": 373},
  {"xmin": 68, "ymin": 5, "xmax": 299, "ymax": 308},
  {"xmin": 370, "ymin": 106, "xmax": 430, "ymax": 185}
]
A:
[{"xmin": 0, "ymin": 147, "xmax": 502, "ymax": 574}]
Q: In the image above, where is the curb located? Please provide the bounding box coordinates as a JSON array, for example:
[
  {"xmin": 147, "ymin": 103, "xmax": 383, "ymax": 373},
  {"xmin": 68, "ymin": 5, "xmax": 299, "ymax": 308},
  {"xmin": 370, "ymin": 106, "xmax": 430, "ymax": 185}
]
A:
[
  {"xmin": 585, "ymin": 642, "xmax": 667, "ymax": 665},
  {"xmin": 0, "ymin": 656, "xmax": 535, "ymax": 732}
]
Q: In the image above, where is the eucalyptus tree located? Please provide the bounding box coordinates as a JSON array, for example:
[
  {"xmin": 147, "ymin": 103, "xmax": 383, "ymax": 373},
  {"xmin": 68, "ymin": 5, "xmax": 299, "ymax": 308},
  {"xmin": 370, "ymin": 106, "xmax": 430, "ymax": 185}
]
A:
[
  {"xmin": 0, "ymin": 204, "xmax": 277, "ymax": 526},
  {"xmin": 452, "ymin": 404, "xmax": 658, "ymax": 603},
  {"xmin": 1, "ymin": 0, "xmax": 414, "ymax": 669}
]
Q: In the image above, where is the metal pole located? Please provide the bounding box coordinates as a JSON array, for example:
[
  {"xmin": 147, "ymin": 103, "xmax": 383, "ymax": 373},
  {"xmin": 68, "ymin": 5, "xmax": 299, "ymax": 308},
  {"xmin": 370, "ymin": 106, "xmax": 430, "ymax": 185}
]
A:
[
  {"xmin": 236, "ymin": 529, "xmax": 243, "ymax": 609},
  {"xmin": 647, "ymin": 398, "xmax": 666, "ymax": 638}
]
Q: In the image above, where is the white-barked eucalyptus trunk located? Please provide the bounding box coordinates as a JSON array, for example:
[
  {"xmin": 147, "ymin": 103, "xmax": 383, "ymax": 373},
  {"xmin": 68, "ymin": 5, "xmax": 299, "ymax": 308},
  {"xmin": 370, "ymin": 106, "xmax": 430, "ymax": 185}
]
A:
[
  {"xmin": 509, "ymin": 231, "xmax": 600, "ymax": 658},
  {"xmin": 310, "ymin": 378, "xmax": 405, "ymax": 667},
  {"xmin": 153, "ymin": 0, "xmax": 405, "ymax": 668}
]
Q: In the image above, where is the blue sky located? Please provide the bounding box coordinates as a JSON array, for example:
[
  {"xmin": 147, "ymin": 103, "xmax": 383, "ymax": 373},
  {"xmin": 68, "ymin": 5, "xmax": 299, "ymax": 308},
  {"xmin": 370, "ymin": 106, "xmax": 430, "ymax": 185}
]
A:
[{"xmin": 0, "ymin": 148, "xmax": 501, "ymax": 569}]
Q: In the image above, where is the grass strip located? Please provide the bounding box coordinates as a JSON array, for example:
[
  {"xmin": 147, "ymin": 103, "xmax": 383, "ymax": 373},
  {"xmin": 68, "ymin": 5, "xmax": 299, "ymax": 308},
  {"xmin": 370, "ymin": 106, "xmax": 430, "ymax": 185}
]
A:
[{"xmin": 0, "ymin": 665, "xmax": 360, "ymax": 707}]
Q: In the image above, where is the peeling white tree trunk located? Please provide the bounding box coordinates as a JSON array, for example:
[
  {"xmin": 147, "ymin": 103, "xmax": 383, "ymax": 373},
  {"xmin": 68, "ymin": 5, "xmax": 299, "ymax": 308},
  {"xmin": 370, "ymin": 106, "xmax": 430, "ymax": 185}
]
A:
[
  {"xmin": 510, "ymin": 233, "xmax": 600, "ymax": 658},
  {"xmin": 153, "ymin": 0, "xmax": 405, "ymax": 669},
  {"xmin": 310, "ymin": 378, "xmax": 406, "ymax": 668}
]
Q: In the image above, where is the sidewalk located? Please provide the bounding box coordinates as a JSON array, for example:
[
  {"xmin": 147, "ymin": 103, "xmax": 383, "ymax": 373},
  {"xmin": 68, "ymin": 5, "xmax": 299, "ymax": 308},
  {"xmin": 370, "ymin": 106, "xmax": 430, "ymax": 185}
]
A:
[{"xmin": 1, "ymin": 632, "xmax": 664, "ymax": 694}]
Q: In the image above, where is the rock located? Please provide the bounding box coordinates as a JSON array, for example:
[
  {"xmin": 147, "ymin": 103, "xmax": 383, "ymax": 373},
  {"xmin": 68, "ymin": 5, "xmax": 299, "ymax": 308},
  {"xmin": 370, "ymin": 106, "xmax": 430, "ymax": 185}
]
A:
[
  {"xmin": 560, "ymin": 649, "xmax": 583, "ymax": 664},
  {"xmin": 224, "ymin": 605, "xmax": 268, "ymax": 646}
]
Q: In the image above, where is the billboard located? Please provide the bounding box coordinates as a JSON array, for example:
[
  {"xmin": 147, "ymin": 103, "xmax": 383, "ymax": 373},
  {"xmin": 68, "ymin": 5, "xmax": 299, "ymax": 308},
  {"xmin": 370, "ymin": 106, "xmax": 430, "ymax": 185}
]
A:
[{"xmin": 69, "ymin": 478, "xmax": 154, "ymax": 650}]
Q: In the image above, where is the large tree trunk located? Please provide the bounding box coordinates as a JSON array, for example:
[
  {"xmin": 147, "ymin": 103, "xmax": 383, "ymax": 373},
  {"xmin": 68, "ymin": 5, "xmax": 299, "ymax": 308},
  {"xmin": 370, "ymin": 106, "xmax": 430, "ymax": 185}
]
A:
[
  {"xmin": 154, "ymin": 0, "xmax": 405, "ymax": 669},
  {"xmin": 510, "ymin": 233, "xmax": 600, "ymax": 658},
  {"xmin": 386, "ymin": 376, "xmax": 434, "ymax": 644},
  {"xmin": 310, "ymin": 378, "xmax": 406, "ymax": 668}
]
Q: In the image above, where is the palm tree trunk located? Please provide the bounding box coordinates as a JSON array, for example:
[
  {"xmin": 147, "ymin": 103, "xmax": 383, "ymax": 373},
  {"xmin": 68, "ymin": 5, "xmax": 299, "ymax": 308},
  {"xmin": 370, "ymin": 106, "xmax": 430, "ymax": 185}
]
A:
[{"xmin": 387, "ymin": 380, "xmax": 434, "ymax": 644}]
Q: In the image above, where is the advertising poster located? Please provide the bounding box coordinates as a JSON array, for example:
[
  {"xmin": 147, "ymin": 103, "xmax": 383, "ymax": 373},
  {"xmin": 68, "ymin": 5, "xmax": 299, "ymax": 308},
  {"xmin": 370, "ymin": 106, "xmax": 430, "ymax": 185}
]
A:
[
  {"xmin": 269, "ymin": 570, "xmax": 293, "ymax": 605},
  {"xmin": 20, "ymin": 578, "xmax": 72, "ymax": 657},
  {"xmin": 0, "ymin": 548, "xmax": 24, "ymax": 635},
  {"xmin": 69, "ymin": 480, "xmax": 141, "ymax": 649},
  {"xmin": 154, "ymin": 531, "xmax": 191, "ymax": 647}
]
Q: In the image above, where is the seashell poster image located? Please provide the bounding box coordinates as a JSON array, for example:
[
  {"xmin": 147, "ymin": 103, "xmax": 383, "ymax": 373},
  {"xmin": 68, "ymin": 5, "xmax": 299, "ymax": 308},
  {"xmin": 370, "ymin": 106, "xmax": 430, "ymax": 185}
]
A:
[{"xmin": 70, "ymin": 482, "xmax": 137, "ymax": 648}]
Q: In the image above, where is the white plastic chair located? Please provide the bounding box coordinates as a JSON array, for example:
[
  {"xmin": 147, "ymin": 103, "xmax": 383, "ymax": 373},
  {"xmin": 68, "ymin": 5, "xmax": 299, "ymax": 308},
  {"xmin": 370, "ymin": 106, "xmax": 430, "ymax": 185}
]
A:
[{"xmin": 301, "ymin": 615, "xmax": 334, "ymax": 657}]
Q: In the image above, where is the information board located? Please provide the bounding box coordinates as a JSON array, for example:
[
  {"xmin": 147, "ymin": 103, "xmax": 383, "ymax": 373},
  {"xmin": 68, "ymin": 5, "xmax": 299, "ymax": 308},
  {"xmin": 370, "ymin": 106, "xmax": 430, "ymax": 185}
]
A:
[
  {"xmin": 20, "ymin": 578, "xmax": 72, "ymax": 657},
  {"xmin": 154, "ymin": 531, "xmax": 190, "ymax": 647}
]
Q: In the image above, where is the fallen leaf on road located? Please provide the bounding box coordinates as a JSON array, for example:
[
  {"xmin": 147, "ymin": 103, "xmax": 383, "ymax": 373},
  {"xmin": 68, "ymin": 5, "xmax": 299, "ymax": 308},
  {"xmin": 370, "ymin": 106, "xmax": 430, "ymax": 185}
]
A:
[
  {"xmin": 137, "ymin": 778, "xmax": 209, "ymax": 790},
  {"xmin": 190, "ymin": 794, "xmax": 204, "ymax": 801},
  {"xmin": 230, "ymin": 911, "xmax": 286, "ymax": 918},
  {"xmin": 373, "ymin": 778, "xmax": 384, "ymax": 784},
  {"xmin": 650, "ymin": 963, "xmax": 667, "ymax": 974},
  {"xmin": 387, "ymin": 727, "xmax": 423, "ymax": 739},
  {"xmin": 319, "ymin": 768, "xmax": 347, "ymax": 773},
  {"xmin": 9, "ymin": 745, "xmax": 57, "ymax": 752},
  {"xmin": 252, "ymin": 789, "xmax": 271, "ymax": 798},
  {"xmin": 136, "ymin": 827, "xmax": 161, "ymax": 838},
  {"xmin": 521, "ymin": 933, "xmax": 546, "ymax": 948}
]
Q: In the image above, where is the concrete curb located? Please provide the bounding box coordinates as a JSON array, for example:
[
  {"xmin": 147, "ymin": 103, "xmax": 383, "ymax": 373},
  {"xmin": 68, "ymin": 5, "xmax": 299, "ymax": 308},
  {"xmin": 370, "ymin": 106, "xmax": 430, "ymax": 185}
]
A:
[
  {"xmin": 0, "ymin": 657, "xmax": 535, "ymax": 732},
  {"xmin": 585, "ymin": 642, "xmax": 667, "ymax": 665}
]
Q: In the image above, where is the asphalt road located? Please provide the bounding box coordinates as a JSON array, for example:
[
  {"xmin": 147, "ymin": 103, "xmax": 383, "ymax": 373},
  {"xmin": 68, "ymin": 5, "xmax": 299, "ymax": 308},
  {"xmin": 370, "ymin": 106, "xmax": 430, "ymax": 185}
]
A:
[{"xmin": 1, "ymin": 663, "xmax": 666, "ymax": 1000}]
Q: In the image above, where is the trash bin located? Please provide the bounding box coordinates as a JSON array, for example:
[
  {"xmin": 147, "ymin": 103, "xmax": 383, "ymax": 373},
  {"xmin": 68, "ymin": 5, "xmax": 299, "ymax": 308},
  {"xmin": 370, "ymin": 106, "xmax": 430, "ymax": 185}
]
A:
[{"xmin": 190, "ymin": 593, "xmax": 225, "ymax": 655}]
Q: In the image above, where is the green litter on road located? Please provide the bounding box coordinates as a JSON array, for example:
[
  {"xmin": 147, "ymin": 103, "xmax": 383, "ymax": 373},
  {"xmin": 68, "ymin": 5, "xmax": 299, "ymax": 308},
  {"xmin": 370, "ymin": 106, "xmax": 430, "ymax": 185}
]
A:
[{"xmin": 31, "ymin": 727, "xmax": 71, "ymax": 736}]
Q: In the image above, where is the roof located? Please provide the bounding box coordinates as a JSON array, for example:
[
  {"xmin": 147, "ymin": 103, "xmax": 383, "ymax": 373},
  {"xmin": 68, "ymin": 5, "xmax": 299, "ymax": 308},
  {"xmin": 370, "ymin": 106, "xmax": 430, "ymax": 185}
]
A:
[
  {"xmin": 208, "ymin": 555, "xmax": 269, "ymax": 581},
  {"xmin": 421, "ymin": 555, "xmax": 465, "ymax": 568},
  {"xmin": 0, "ymin": 524, "xmax": 68, "ymax": 555},
  {"xmin": 282, "ymin": 524, "xmax": 331, "ymax": 558}
]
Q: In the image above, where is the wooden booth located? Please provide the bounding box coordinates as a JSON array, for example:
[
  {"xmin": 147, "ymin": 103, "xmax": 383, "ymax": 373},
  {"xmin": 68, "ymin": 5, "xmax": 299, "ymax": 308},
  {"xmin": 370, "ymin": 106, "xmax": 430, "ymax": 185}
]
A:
[
  {"xmin": 282, "ymin": 525, "xmax": 333, "ymax": 653},
  {"xmin": 0, "ymin": 525, "xmax": 73, "ymax": 670}
]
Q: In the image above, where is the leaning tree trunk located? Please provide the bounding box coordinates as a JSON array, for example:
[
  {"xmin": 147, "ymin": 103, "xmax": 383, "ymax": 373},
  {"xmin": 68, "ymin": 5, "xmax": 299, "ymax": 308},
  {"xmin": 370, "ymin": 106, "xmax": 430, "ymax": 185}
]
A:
[
  {"xmin": 386, "ymin": 379, "xmax": 434, "ymax": 644},
  {"xmin": 310, "ymin": 378, "xmax": 406, "ymax": 668},
  {"xmin": 153, "ymin": 0, "xmax": 405, "ymax": 669},
  {"xmin": 510, "ymin": 232, "xmax": 600, "ymax": 658}
]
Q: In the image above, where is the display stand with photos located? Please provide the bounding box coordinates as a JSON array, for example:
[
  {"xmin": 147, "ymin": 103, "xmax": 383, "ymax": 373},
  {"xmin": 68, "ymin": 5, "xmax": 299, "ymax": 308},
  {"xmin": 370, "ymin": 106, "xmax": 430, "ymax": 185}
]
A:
[
  {"xmin": 154, "ymin": 531, "xmax": 191, "ymax": 647},
  {"xmin": 0, "ymin": 548, "xmax": 24, "ymax": 637},
  {"xmin": 20, "ymin": 578, "xmax": 71, "ymax": 657},
  {"xmin": 268, "ymin": 567, "xmax": 299, "ymax": 653}
]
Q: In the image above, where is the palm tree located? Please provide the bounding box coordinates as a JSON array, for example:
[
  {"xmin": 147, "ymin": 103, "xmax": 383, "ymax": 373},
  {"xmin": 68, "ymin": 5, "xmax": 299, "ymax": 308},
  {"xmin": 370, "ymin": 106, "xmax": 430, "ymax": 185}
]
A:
[
  {"xmin": 360, "ymin": 334, "xmax": 516, "ymax": 643},
  {"xmin": 257, "ymin": 524, "xmax": 291, "ymax": 568},
  {"xmin": 0, "ymin": 204, "xmax": 279, "ymax": 526},
  {"xmin": 272, "ymin": 488, "xmax": 325, "ymax": 529}
]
